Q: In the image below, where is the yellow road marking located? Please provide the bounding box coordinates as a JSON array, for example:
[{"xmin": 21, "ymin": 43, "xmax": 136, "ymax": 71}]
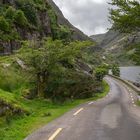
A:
[
  {"xmin": 48, "ymin": 128, "xmax": 62, "ymax": 140},
  {"xmin": 73, "ymin": 108, "xmax": 84, "ymax": 116}
]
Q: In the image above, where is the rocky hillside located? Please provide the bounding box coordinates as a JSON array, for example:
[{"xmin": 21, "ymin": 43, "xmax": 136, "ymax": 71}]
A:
[
  {"xmin": 90, "ymin": 33, "xmax": 106, "ymax": 44},
  {"xmin": 47, "ymin": 0, "xmax": 89, "ymax": 41},
  {"xmin": 91, "ymin": 29, "xmax": 140, "ymax": 65},
  {"xmin": 0, "ymin": 0, "xmax": 89, "ymax": 54}
]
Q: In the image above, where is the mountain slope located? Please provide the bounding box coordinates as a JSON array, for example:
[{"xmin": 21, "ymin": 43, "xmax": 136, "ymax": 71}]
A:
[
  {"xmin": 48, "ymin": 0, "xmax": 89, "ymax": 41},
  {"xmin": 90, "ymin": 33, "xmax": 106, "ymax": 44},
  {"xmin": 91, "ymin": 29, "xmax": 140, "ymax": 65},
  {"xmin": 0, "ymin": 0, "xmax": 89, "ymax": 54}
]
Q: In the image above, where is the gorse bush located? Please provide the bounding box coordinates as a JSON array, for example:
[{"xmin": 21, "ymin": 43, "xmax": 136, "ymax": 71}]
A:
[
  {"xmin": 5, "ymin": 6, "xmax": 15, "ymax": 21},
  {"xmin": 95, "ymin": 68, "xmax": 108, "ymax": 81},
  {"xmin": 46, "ymin": 70, "xmax": 99, "ymax": 103}
]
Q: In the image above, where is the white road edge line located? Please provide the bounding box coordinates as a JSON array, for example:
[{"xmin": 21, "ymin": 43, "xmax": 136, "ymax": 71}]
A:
[
  {"xmin": 73, "ymin": 108, "xmax": 84, "ymax": 116},
  {"xmin": 48, "ymin": 128, "xmax": 62, "ymax": 140}
]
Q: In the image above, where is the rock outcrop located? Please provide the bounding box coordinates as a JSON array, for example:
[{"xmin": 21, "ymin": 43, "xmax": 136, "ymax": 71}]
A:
[
  {"xmin": 0, "ymin": 0, "xmax": 89, "ymax": 55},
  {"xmin": 90, "ymin": 29, "xmax": 140, "ymax": 65},
  {"xmin": 90, "ymin": 33, "xmax": 106, "ymax": 44}
]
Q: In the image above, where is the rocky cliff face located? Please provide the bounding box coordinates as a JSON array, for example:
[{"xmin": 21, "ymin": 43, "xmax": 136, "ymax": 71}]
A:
[
  {"xmin": 90, "ymin": 29, "xmax": 140, "ymax": 65},
  {"xmin": 91, "ymin": 30, "xmax": 140, "ymax": 52},
  {"xmin": 0, "ymin": 0, "xmax": 89, "ymax": 55}
]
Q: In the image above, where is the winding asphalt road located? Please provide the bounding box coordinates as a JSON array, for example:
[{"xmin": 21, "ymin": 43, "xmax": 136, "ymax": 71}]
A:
[{"xmin": 25, "ymin": 76, "xmax": 140, "ymax": 140}]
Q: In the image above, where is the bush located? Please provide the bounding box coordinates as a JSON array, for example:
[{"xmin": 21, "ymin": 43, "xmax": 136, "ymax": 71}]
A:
[
  {"xmin": 111, "ymin": 64, "xmax": 120, "ymax": 77},
  {"xmin": 46, "ymin": 70, "xmax": 98, "ymax": 103},
  {"xmin": 95, "ymin": 68, "xmax": 108, "ymax": 81},
  {"xmin": 14, "ymin": 10, "xmax": 28, "ymax": 27},
  {"xmin": 0, "ymin": 16, "xmax": 10, "ymax": 32},
  {"xmin": 5, "ymin": 6, "xmax": 15, "ymax": 21}
]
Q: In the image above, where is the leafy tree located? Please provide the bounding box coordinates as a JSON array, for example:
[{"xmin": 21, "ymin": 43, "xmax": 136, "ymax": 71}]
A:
[
  {"xmin": 109, "ymin": 0, "xmax": 140, "ymax": 33},
  {"xmin": 58, "ymin": 25, "xmax": 71, "ymax": 42},
  {"xmin": 18, "ymin": 38, "xmax": 85, "ymax": 97},
  {"xmin": 111, "ymin": 64, "xmax": 120, "ymax": 77},
  {"xmin": 5, "ymin": 6, "xmax": 15, "ymax": 21},
  {"xmin": 14, "ymin": 10, "xmax": 28, "ymax": 27},
  {"xmin": 95, "ymin": 67, "xmax": 108, "ymax": 81},
  {"xmin": 0, "ymin": 16, "xmax": 10, "ymax": 32}
]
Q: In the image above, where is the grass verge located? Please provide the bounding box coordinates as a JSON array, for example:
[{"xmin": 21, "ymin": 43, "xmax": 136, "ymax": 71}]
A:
[
  {"xmin": 0, "ymin": 80, "xmax": 109, "ymax": 140},
  {"xmin": 136, "ymin": 100, "xmax": 140, "ymax": 106}
]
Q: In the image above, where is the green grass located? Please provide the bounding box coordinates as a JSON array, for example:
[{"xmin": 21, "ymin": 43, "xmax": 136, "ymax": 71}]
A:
[
  {"xmin": 0, "ymin": 89, "xmax": 27, "ymax": 111},
  {"xmin": 136, "ymin": 100, "xmax": 140, "ymax": 106},
  {"xmin": 0, "ymin": 80, "xmax": 109, "ymax": 140}
]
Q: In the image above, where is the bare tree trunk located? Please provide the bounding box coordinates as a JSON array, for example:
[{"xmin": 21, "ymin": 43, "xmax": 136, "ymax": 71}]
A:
[
  {"xmin": 37, "ymin": 73, "xmax": 44, "ymax": 97},
  {"xmin": 37, "ymin": 73, "xmax": 46, "ymax": 98}
]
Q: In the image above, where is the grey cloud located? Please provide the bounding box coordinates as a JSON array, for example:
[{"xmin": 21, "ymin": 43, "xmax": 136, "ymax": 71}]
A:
[{"xmin": 53, "ymin": 0, "xmax": 112, "ymax": 35}]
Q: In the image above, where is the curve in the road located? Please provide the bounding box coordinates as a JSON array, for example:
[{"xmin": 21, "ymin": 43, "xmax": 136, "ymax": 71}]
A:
[{"xmin": 25, "ymin": 76, "xmax": 140, "ymax": 140}]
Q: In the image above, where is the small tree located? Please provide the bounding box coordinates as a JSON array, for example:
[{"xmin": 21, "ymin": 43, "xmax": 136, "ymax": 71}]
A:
[
  {"xmin": 0, "ymin": 16, "xmax": 10, "ymax": 32},
  {"xmin": 14, "ymin": 10, "xmax": 28, "ymax": 27},
  {"xmin": 95, "ymin": 68, "xmax": 108, "ymax": 81},
  {"xmin": 18, "ymin": 38, "xmax": 84, "ymax": 98},
  {"xmin": 112, "ymin": 64, "xmax": 120, "ymax": 77}
]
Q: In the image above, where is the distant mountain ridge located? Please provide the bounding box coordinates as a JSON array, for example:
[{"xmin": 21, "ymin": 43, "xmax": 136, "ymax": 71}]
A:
[{"xmin": 90, "ymin": 29, "xmax": 140, "ymax": 65}]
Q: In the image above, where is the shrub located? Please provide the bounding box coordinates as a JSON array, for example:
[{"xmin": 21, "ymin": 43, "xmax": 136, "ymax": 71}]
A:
[
  {"xmin": 58, "ymin": 25, "xmax": 71, "ymax": 41},
  {"xmin": 14, "ymin": 10, "xmax": 28, "ymax": 27},
  {"xmin": 0, "ymin": 16, "xmax": 10, "ymax": 32},
  {"xmin": 95, "ymin": 68, "xmax": 108, "ymax": 81},
  {"xmin": 5, "ymin": 6, "xmax": 15, "ymax": 20},
  {"xmin": 111, "ymin": 64, "xmax": 120, "ymax": 77}
]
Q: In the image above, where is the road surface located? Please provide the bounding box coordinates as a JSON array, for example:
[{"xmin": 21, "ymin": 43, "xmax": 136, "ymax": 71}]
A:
[{"xmin": 25, "ymin": 76, "xmax": 140, "ymax": 140}]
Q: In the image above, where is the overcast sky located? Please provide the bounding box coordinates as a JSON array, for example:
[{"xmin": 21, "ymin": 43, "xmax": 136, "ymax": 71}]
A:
[{"xmin": 53, "ymin": 0, "xmax": 112, "ymax": 36}]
